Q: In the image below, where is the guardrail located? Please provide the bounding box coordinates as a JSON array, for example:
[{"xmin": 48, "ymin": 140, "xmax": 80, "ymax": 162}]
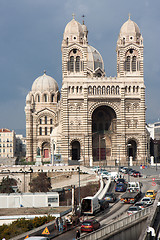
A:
[{"xmin": 80, "ymin": 205, "xmax": 152, "ymax": 240}]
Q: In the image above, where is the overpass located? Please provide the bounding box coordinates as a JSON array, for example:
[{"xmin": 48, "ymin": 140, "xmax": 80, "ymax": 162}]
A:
[{"xmin": 80, "ymin": 192, "xmax": 160, "ymax": 240}]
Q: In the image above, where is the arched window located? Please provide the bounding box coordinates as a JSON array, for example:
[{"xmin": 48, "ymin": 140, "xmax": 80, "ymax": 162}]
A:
[
  {"xmin": 70, "ymin": 56, "xmax": 74, "ymax": 72},
  {"xmin": 45, "ymin": 116, "xmax": 47, "ymax": 124},
  {"xmin": 75, "ymin": 56, "xmax": 80, "ymax": 72},
  {"xmin": 50, "ymin": 127, "xmax": 53, "ymax": 134},
  {"xmin": 36, "ymin": 94, "xmax": 40, "ymax": 102},
  {"xmin": 133, "ymin": 86, "xmax": 135, "ymax": 93},
  {"xmin": 50, "ymin": 119, "xmax": 53, "ymax": 124},
  {"xmin": 51, "ymin": 94, "xmax": 54, "ymax": 102},
  {"xmin": 97, "ymin": 86, "xmax": 101, "ymax": 95},
  {"xmin": 111, "ymin": 86, "xmax": 115, "ymax": 94},
  {"xmin": 45, "ymin": 127, "xmax": 47, "ymax": 135},
  {"xmin": 125, "ymin": 56, "xmax": 130, "ymax": 71},
  {"xmin": 88, "ymin": 86, "xmax": 92, "ymax": 95},
  {"xmin": 39, "ymin": 118, "xmax": 42, "ymax": 124},
  {"xmin": 107, "ymin": 86, "xmax": 110, "ymax": 95},
  {"xmin": 93, "ymin": 86, "xmax": 96, "ymax": 95},
  {"xmin": 116, "ymin": 86, "xmax": 119, "ymax": 95},
  {"xmin": 39, "ymin": 127, "xmax": 42, "ymax": 135},
  {"xmin": 132, "ymin": 56, "xmax": 136, "ymax": 71},
  {"xmin": 102, "ymin": 86, "xmax": 105, "ymax": 95},
  {"xmin": 44, "ymin": 94, "xmax": 47, "ymax": 102}
]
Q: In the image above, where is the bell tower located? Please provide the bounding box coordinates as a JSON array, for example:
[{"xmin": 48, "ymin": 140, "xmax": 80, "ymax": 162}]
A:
[
  {"xmin": 61, "ymin": 15, "xmax": 88, "ymax": 80},
  {"xmin": 116, "ymin": 15, "xmax": 144, "ymax": 78}
]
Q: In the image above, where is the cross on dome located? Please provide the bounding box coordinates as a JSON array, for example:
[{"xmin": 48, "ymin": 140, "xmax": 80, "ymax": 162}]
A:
[
  {"xmin": 128, "ymin": 13, "xmax": 131, "ymax": 20},
  {"xmin": 82, "ymin": 14, "xmax": 85, "ymax": 24},
  {"xmin": 72, "ymin": 13, "xmax": 75, "ymax": 19}
]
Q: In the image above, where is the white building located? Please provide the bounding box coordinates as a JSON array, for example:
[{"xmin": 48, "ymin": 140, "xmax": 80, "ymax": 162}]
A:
[
  {"xmin": 25, "ymin": 16, "xmax": 148, "ymax": 166},
  {"xmin": 147, "ymin": 122, "xmax": 160, "ymax": 140},
  {"xmin": 0, "ymin": 128, "xmax": 16, "ymax": 158},
  {"xmin": 15, "ymin": 134, "xmax": 26, "ymax": 158},
  {"xmin": 0, "ymin": 192, "xmax": 59, "ymax": 208}
]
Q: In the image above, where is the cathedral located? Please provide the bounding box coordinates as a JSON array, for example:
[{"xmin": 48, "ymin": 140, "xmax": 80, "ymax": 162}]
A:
[{"xmin": 25, "ymin": 15, "xmax": 148, "ymax": 166}]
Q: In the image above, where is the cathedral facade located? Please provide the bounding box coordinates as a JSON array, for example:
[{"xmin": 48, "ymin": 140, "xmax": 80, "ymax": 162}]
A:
[{"xmin": 25, "ymin": 16, "xmax": 148, "ymax": 166}]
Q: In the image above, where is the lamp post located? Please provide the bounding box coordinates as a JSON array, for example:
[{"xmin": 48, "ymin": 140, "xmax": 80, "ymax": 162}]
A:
[
  {"xmin": 127, "ymin": 143, "xmax": 132, "ymax": 182},
  {"xmin": 118, "ymin": 144, "xmax": 122, "ymax": 174},
  {"xmin": 78, "ymin": 159, "xmax": 83, "ymax": 209}
]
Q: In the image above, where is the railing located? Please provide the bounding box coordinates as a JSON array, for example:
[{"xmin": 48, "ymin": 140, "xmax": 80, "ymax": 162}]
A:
[{"xmin": 80, "ymin": 206, "xmax": 152, "ymax": 240}]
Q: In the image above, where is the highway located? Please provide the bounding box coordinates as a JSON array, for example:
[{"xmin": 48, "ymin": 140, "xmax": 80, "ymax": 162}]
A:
[{"xmin": 51, "ymin": 175, "xmax": 159, "ymax": 240}]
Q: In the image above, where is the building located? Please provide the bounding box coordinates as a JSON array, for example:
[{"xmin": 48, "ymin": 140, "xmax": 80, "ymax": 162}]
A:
[
  {"xmin": 15, "ymin": 134, "xmax": 26, "ymax": 158},
  {"xmin": 25, "ymin": 16, "xmax": 147, "ymax": 166},
  {"xmin": 0, "ymin": 192, "xmax": 59, "ymax": 208},
  {"xmin": 0, "ymin": 128, "xmax": 16, "ymax": 158}
]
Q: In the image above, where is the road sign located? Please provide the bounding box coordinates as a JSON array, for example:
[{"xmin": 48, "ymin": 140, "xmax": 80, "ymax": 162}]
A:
[
  {"xmin": 42, "ymin": 227, "xmax": 50, "ymax": 235},
  {"xmin": 152, "ymin": 178, "xmax": 155, "ymax": 181},
  {"xmin": 152, "ymin": 182, "xmax": 156, "ymax": 186}
]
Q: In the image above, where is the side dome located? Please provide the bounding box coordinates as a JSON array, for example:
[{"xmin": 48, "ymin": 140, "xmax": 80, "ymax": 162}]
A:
[
  {"xmin": 32, "ymin": 72, "xmax": 59, "ymax": 93},
  {"xmin": 63, "ymin": 17, "xmax": 84, "ymax": 44},
  {"xmin": 87, "ymin": 45, "xmax": 104, "ymax": 71}
]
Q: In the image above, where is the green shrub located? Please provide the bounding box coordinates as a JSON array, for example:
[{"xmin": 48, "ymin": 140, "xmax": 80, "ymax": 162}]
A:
[{"xmin": 0, "ymin": 215, "xmax": 55, "ymax": 240}]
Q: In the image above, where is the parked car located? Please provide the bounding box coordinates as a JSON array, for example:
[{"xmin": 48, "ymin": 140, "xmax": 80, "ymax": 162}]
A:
[
  {"xmin": 127, "ymin": 206, "xmax": 141, "ymax": 215},
  {"xmin": 81, "ymin": 219, "xmax": 100, "ymax": 232},
  {"xmin": 104, "ymin": 192, "xmax": 117, "ymax": 203},
  {"xmin": 115, "ymin": 183, "xmax": 127, "ymax": 192},
  {"xmin": 135, "ymin": 202, "xmax": 147, "ymax": 209},
  {"xmin": 145, "ymin": 190, "xmax": 157, "ymax": 200},
  {"xmin": 141, "ymin": 197, "xmax": 154, "ymax": 206}
]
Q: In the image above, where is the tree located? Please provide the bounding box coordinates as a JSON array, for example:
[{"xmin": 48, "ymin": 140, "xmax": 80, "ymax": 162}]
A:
[
  {"xmin": 0, "ymin": 176, "xmax": 18, "ymax": 193},
  {"xmin": 29, "ymin": 172, "xmax": 51, "ymax": 192}
]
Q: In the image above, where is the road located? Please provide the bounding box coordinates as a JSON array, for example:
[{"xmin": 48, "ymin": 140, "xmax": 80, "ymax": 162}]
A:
[{"xmin": 51, "ymin": 174, "xmax": 160, "ymax": 240}]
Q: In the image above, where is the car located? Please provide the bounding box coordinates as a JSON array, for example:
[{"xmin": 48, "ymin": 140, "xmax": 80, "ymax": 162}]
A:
[
  {"xmin": 115, "ymin": 183, "xmax": 127, "ymax": 192},
  {"xmin": 145, "ymin": 190, "xmax": 157, "ymax": 200},
  {"xmin": 99, "ymin": 199, "xmax": 109, "ymax": 210},
  {"xmin": 116, "ymin": 178, "xmax": 127, "ymax": 184},
  {"xmin": 133, "ymin": 171, "xmax": 142, "ymax": 177},
  {"xmin": 121, "ymin": 167, "xmax": 128, "ymax": 173},
  {"xmin": 104, "ymin": 192, "xmax": 117, "ymax": 203},
  {"xmin": 129, "ymin": 169, "xmax": 136, "ymax": 176},
  {"xmin": 135, "ymin": 202, "xmax": 147, "ymax": 209},
  {"xmin": 127, "ymin": 206, "xmax": 141, "ymax": 215},
  {"xmin": 141, "ymin": 197, "xmax": 154, "ymax": 206},
  {"xmin": 81, "ymin": 219, "xmax": 100, "ymax": 232}
]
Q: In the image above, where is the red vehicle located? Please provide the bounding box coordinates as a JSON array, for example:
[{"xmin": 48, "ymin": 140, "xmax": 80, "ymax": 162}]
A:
[
  {"xmin": 133, "ymin": 171, "xmax": 142, "ymax": 177},
  {"xmin": 81, "ymin": 219, "xmax": 100, "ymax": 232}
]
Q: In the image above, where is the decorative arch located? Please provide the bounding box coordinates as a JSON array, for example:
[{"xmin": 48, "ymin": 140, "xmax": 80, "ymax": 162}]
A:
[
  {"xmin": 127, "ymin": 137, "xmax": 139, "ymax": 161},
  {"xmin": 88, "ymin": 101, "xmax": 120, "ymax": 121},
  {"xmin": 70, "ymin": 139, "xmax": 81, "ymax": 161}
]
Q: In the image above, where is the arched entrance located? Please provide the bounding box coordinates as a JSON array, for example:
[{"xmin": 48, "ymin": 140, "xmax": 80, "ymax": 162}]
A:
[
  {"xmin": 71, "ymin": 141, "xmax": 80, "ymax": 160},
  {"xmin": 92, "ymin": 106, "xmax": 116, "ymax": 162},
  {"xmin": 42, "ymin": 142, "xmax": 50, "ymax": 159},
  {"xmin": 127, "ymin": 140, "xmax": 137, "ymax": 161}
]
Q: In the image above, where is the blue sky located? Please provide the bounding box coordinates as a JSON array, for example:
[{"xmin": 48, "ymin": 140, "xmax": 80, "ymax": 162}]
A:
[{"xmin": 0, "ymin": 0, "xmax": 159, "ymax": 135}]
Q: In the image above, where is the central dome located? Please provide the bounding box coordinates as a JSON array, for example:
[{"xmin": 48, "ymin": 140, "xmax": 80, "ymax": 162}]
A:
[
  {"xmin": 87, "ymin": 45, "xmax": 104, "ymax": 71},
  {"xmin": 32, "ymin": 72, "xmax": 58, "ymax": 93}
]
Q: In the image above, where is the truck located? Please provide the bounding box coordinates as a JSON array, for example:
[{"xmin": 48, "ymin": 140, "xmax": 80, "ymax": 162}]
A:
[
  {"xmin": 81, "ymin": 196, "xmax": 100, "ymax": 215},
  {"xmin": 120, "ymin": 182, "xmax": 142, "ymax": 204}
]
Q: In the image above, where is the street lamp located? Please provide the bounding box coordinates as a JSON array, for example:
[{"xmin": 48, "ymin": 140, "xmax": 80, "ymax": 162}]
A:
[
  {"xmin": 127, "ymin": 143, "xmax": 132, "ymax": 182},
  {"xmin": 118, "ymin": 144, "xmax": 122, "ymax": 174},
  {"xmin": 78, "ymin": 159, "xmax": 83, "ymax": 208}
]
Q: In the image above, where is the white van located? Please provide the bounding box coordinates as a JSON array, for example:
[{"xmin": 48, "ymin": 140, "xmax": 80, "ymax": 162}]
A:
[{"xmin": 26, "ymin": 237, "xmax": 49, "ymax": 240}]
